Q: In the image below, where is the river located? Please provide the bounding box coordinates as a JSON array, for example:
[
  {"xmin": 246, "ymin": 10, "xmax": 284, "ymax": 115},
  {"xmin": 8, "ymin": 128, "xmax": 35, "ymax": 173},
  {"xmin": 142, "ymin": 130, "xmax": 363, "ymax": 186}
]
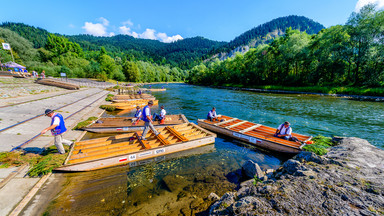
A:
[{"xmin": 44, "ymin": 83, "xmax": 384, "ymax": 215}]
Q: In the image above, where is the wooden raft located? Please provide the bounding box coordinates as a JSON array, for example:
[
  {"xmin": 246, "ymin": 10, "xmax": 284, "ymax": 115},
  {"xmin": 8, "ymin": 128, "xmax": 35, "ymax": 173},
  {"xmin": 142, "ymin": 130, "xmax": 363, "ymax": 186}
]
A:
[
  {"xmin": 198, "ymin": 115, "xmax": 312, "ymax": 154},
  {"xmin": 56, "ymin": 123, "xmax": 216, "ymax": 171},
  {"xmin": 83, "ymin": 114, "xmax": 189, "ymax": 133}
]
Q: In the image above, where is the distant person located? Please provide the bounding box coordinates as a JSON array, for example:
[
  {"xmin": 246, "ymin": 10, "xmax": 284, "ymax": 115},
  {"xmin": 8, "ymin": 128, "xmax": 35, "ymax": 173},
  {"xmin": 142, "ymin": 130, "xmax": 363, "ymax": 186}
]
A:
[
  {"xmin": 41, "ymin": 70, "xmax": 46, "ymax": 78},
  {"xmin": 132, "ymin": 106, "xmax": 142, "ymax": 124},
  {"xmin": 149, "ymin": 85, "xmax": 151, "ymax": 89},
  {"xmin": 153, "ymin": 105, "xmax": 166, "ymax": 122},
  {"xmin": 141, "ymin": 101, "xmax": 160, "ymax": 140},
  {"xmin": 207, "ymin": 107, "xmax": 218, "ymax": 122},
  {"xmin": 40, "ymin": 109, "xmax": 73, "ymax": 154},
  {"xmin": 274, "ymin": 121, "xmax": 300, "ymax": 143},
  {"xmin": 137, "ymin": 89, "xmax": 142, "ymax": 95}
]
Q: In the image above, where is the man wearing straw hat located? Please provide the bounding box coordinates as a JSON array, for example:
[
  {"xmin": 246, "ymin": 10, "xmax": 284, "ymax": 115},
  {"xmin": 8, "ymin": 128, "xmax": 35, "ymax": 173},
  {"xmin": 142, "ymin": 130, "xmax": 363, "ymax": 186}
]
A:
[{"xmin": 141, "ymin": 100, "xmax": 160, "ymax": 140}]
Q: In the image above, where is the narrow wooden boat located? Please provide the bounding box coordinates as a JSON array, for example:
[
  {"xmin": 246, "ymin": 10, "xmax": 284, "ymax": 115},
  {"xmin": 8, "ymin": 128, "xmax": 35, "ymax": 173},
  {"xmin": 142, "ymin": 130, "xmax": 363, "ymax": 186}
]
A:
[
  {"xmin": 110, "ymin": 100, "xmax": 159, "ymax": 110},
  {"xmin": 112, "ymin": 97, "xmax": 156, "ymax": 103},
  {"xmin": 113, "ymin": 94, "xmax": 153, "ymax": 100},
  {"xmin": 83, "ymin": 114, "xmax": 189, "ymax": 133},
  {"xmin": 140, "ymin": 88, "xmax": 166, "ymax": 92},
  {"xmin": 197, "ymin": 115, "xmax": 312, "ymax": 154},
  {"xmin": 56, "ymin": 123, "xmax": 216, "ymax": 171}
]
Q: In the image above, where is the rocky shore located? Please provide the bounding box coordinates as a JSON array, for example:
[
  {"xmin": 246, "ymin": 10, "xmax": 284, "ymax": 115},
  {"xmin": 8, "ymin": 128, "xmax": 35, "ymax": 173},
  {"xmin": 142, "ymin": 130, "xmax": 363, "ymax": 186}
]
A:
[{"xmin": 209, "ymin": 137, "xmax": 384, "ymax": 215}]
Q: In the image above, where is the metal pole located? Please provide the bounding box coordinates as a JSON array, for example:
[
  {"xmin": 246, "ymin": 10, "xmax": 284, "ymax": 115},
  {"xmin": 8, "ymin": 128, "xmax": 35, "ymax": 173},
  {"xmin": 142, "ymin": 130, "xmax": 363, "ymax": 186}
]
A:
[{"xmin": 10, "ymin": 48, "xmax": 15, "ymax": 63}]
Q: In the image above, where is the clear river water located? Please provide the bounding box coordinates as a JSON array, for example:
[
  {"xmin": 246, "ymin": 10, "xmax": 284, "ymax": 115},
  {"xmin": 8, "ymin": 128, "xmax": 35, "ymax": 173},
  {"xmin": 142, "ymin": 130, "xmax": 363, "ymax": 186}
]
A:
[{"xmin": 45, "ymin": 83, "xmax": 384, "ymax": 215}]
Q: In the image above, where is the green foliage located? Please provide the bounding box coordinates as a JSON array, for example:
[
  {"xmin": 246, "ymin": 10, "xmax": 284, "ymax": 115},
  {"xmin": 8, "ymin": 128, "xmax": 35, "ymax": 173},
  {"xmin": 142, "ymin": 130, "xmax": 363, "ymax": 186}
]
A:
[
  {"xmin": 105, "ymin": 94, "xmax": 114, "ymax": 101},
  {"xmin": 0, "ymin": 27, "xmax": 39, "ymax": 64},
  {"xmin": 99, "ymin": 105, "xmax": 116, "ymax": 111},
  {"xmin": 123, "ymin": 60, "xmax": 140, "ymax": 82},
  {"xmin": 189, "ymin": 6, "xmax": 384, "ymax": 89},
  {"xmin": 28, "ymin": 146, "xmax": 68, "ymax": 177},
  {"xmin": 303, "ymin": 135, "xmax": 335, "ymax": 156},
  {"xmin": 73, "ymin": 116, "xmax": 98, "ymax": 130}
]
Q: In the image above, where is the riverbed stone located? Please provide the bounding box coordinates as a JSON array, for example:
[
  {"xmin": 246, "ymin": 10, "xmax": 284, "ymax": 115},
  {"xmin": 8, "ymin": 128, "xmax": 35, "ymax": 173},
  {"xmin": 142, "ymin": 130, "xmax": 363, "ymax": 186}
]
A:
[
  {"xmin": 162, "ymin": 174, "xmax": 189, "ymax": 192},
  {"xmin": 242, "ymin": 160, "xmax": 264, "ymax": 179}
]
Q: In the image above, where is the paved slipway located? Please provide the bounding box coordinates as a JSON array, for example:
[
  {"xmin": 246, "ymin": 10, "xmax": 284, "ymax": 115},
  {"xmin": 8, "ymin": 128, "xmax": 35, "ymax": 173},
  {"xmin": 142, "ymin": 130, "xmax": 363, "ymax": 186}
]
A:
[{"xmin": 0, "ymin": 86, "xmax": 110, "ymax": 216}]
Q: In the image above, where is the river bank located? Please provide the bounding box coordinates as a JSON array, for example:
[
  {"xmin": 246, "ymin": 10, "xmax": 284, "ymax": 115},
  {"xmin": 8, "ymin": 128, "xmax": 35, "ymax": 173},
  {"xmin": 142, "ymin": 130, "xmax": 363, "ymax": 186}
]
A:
[
  {"xmin": 209, "ymin": 137, "xmax": 384, "ymax": 215},
  {"xmin": 209, "ymin": 85, "xmax": 384, "ymax": 101}
]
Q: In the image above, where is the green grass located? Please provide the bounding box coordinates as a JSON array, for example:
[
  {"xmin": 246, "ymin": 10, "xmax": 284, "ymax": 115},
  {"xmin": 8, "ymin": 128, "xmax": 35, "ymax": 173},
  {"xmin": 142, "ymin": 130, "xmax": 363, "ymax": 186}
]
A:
[
  {"xmin": 303, "ymin": 135, "xmax": 336, "ymax": 156},
  {"xmin": 73, "ymin": 116, "xmax": 98, "ymax": 130},
  {"xmin": 99, "ymin": 105, "xmax": 116, "ymax": 111},
  {"xmin": 220, "ymin": 84, "xmax": 384, "ymax": 97},
  {"xmin": 105, "ymin": 94, "xmax": 114, "ymax": 101},
  {"xmin": 0, "ymin": 146, "xmax": 69, "ymax": 176}
]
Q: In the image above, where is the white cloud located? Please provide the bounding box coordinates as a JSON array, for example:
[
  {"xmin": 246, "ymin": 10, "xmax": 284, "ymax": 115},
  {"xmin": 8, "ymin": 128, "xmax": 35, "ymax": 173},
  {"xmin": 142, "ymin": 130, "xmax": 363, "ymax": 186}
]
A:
[
  {"xmin": 355, "ymin": 0, "xmax": 384, "ymax": 11},
  {"xmin": 82, "ymin": 17, "xmax": 114, "ymax": 37},
  {"xmin": 98, "ymin": 17, "xmax": 109, "ymax": 26},
  {"xmin": 119, "ymin": 25, "xmax": 183, "ymax": 43},
  {"xmin": 157, "ymin": 32, "xmax": 183, "ymax": 43},
  {"xmin": 82, "ymin": 22, "xmax": 107, "ymax": 36},
  {"xmin": 140, "ymin": 28, "xmax": 157, "ymax": 40},
  {"xmin": 122, "ymin": 20, "xmax": 134, "ymax": 26}
]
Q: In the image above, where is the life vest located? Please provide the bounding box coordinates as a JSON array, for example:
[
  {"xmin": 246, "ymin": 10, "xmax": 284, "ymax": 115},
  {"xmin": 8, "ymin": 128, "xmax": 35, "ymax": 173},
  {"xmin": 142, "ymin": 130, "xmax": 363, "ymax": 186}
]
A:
[
  {"xmin": 207, "ymin": 110, "xmax": 215, "ymax": 119},
  {"xmin": 142, "ymin": 105, "xmax": 151, "ymax": 122},
  {"xmin": 278, "ymin": 124, "xmax": 291, "ymax": 136},
  {"xmin": 51, "ymin": 113, "xmax": 67, "ymax": 135},
  {"xmin": 135, "ymin": 109, "xmax": 142, "ymax": 118}
]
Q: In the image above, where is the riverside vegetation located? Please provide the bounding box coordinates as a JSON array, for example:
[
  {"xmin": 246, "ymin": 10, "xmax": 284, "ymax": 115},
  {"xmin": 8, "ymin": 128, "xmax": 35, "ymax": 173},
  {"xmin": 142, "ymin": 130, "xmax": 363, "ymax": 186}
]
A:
[
  {"xmin": 1, "ymin": 5, "xmax": 383, "ymax": 96},
  {"xmin": 189, "ymin": 5, "xmax": 384, "ymax": 95}
]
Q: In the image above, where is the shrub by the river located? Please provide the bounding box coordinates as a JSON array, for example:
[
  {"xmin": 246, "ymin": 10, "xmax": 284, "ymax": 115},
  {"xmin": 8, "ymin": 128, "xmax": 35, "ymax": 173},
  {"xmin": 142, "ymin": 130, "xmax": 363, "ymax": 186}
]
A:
[
  {"xmin": 303, "ymin": 135, "xmax": 335, "ymax": 156},
  {"xmin": 73, "ymin": 116, "xmax": 98, "ymax": 130}
]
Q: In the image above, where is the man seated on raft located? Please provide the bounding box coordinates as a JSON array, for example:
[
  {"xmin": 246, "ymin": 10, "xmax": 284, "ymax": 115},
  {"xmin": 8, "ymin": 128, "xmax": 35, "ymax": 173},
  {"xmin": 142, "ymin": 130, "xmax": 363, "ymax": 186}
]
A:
[
  {"xmin": 207, "ymin": 107, "xmax": 219, "ymax": 122},
  {"xmin": 153, "ymin": 105, "xmax": 166, "ymax": 123},
  {"xmin": 274, "ymin": 121, "xmax": 300, "ymax": 143},
  {"xmin": 132, "ymin": 106, "xmax": 142, "ymax": 124}
]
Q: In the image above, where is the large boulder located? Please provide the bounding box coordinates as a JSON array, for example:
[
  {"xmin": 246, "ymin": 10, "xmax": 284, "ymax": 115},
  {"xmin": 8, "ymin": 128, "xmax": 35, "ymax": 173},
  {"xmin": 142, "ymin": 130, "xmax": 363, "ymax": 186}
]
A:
[
  {"xmin": 242, "ymin": 160, "xmax": 264, "ymax": 179},
  {"xmin": 294, "ymin": 151, "xmax": 327, "ymax": 164},
  {"xmin": 282, "ymin": 159, "xmax": 304, "ymax": 175}
]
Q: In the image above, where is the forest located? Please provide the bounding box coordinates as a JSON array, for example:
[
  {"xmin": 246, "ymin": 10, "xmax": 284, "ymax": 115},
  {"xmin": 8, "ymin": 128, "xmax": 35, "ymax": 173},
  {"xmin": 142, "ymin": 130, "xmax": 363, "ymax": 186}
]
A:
[
  {"xmin": 0, "ymin": 5, "xmax": 383, "ymax": 88},
  {"xmin": 188, "ymin": 5, "xmax": 384, "ymax": 88}
]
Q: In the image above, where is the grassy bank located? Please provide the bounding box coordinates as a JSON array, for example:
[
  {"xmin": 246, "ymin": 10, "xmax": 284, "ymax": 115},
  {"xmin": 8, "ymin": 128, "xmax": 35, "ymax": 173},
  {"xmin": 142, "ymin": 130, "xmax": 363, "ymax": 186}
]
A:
[{"xmin": 220, "ymin": 84, "xmax": 384, "ymax": 97}]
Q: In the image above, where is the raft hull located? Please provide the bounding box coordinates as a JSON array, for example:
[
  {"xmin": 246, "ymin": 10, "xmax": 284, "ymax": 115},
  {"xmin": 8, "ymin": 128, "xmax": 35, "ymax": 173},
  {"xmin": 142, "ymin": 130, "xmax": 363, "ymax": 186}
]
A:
[{"xmin": 56, "ymin": 123, "xmax": 216, "ymax": 171}]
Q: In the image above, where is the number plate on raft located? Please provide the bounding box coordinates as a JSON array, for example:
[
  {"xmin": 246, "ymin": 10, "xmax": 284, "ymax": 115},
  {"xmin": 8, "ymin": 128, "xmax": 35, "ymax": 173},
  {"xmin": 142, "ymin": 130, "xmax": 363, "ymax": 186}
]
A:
[{"xmin": 233, "ymin": 132, "xmax": 262, "ymax": 144}]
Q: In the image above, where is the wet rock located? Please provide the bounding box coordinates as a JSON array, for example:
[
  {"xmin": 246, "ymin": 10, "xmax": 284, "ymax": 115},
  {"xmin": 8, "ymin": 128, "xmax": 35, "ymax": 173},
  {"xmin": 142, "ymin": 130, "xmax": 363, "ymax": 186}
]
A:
[
  {"xmin": 242, "ymin": 160, "xmax": 264, "ymax": 179},
  {"xmin": 208, "ymin": 192, "xmax": 220, "ymax": 201},
  {"xmin": 190, "ymin": 197, "xmax": 204, "ymax": 209},
  {"xmin": 180, "ymin": 207, "xmax": 191, "ymax": 216},
  {"xmin": 162, "ymin": 174, "xmax": 189, "ymax": 192}
]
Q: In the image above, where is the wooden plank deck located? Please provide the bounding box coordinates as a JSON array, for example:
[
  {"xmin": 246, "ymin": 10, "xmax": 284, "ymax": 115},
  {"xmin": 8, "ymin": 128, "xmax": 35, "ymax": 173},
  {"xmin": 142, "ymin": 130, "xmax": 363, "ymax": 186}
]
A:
[{"xmin": 198, "ymin": 115, "xmax": 312, "ymax": 153}]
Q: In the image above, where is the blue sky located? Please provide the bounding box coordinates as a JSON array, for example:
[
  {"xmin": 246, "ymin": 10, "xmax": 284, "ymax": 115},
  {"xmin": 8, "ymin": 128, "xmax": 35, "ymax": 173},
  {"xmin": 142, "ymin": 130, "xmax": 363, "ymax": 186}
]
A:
[{"xmin": 1, "ymin": 0, "xmax": 383, "ymax": 42}]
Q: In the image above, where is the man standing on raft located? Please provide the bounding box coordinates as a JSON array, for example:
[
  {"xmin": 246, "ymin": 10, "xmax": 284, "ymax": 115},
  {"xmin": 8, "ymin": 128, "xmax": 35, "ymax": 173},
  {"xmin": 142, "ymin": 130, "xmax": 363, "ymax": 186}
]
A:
[{"xmin": 141, "ymin": 100, "xmax": 160, "ymax": 140}]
